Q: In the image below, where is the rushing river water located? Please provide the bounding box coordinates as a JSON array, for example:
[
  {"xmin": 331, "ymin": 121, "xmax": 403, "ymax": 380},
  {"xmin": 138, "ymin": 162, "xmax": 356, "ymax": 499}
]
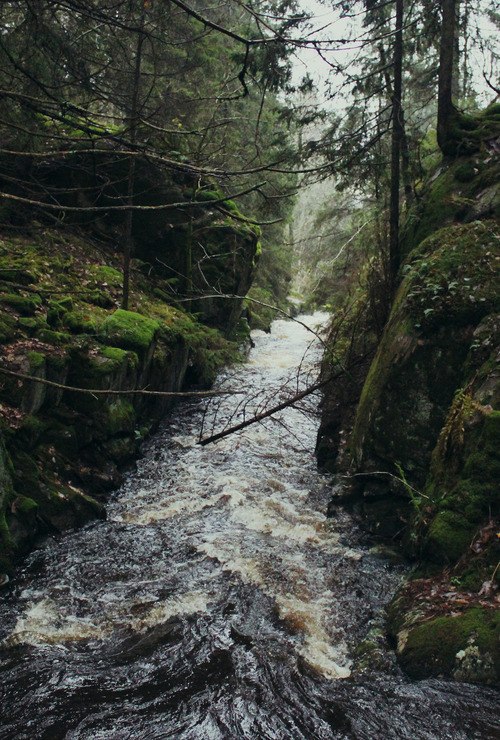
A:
[{"xmin": 0, "ymin": 314, "xmax": 498, "ymax": 739}]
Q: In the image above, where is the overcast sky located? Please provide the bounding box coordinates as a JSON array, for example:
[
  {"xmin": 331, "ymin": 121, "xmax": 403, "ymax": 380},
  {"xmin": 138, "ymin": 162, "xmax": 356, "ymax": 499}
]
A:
[{"xmin": 290, "ymin": 0, "xmax": 498, "ymax": 109}]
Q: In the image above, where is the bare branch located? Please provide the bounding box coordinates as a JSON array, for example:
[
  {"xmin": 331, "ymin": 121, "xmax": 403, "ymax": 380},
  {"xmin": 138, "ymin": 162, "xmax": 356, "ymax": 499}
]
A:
[
  {"xmin": 0, "ymin": 366, "xmax": 240, "ymax": 398},
  {"xmin": 198, "ymin": 371, "xmax": 343, "ymax": 446}
]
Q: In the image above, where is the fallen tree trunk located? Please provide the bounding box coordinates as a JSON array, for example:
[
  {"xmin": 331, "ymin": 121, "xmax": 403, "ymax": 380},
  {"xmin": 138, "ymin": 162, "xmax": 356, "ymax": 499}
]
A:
[{"xmin": 198, "ymin": 371, "xmax": 343, "ymax": 446}]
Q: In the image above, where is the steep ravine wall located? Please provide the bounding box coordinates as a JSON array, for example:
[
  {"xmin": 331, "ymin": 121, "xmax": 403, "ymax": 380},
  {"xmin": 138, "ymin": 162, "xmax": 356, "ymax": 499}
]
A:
[
  {"xmin": 0, "ymin": 324, "xmax": 187, "ymax": 570},
  {"xmin": 318, "ymin": 120, "xmax": 500, "ymax": 685}
]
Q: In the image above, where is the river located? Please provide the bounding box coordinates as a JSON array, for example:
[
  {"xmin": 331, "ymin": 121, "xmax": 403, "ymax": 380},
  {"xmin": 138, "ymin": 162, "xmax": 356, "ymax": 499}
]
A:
[{"xmin": 0, "ymin": 314, "xmax": 498, "ymax": 739}]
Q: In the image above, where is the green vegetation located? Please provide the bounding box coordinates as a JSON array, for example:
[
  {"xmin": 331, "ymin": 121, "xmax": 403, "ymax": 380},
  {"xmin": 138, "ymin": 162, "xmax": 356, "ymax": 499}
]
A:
[
  {"xmin": 399, "ymin": 608, "xmax": 499, "ymax": 683},
  {"xmin": 99, "ymin": 309, "xmax": 160, "ymax": 355}
]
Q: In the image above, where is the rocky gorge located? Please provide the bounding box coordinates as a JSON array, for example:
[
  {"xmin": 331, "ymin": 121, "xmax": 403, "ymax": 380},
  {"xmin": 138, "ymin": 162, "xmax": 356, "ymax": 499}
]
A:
[{"xmin": 317, "ymin": 110, "xmax": 500, "ymax": 686}]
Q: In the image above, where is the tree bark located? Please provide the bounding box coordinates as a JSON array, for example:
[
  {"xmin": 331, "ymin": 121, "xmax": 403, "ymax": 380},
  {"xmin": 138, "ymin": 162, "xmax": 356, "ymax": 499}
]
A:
[
  {"xmin": 121, "ymin": 4, "xmax": 146, "ymax": 311},
  {"xmin": 437, "ymin": 0, "xmax": 458, "ymax": 153},
  {"xmin": 379, "ymin": 42, "xmax": 413, "ymax": 208},
  {"xmin": 389, "ymin": 0, "xmax": 404, "ymax": 293}
]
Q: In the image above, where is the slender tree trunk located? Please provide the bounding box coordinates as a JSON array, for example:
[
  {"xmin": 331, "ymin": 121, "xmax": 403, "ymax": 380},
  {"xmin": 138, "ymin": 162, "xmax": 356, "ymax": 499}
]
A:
[
  {"xmin": 437, "ymin": 0, "xmax": 457, "ymax": 153},
  {"xmin": 183, "ymin": 216, "xmax": 193, "ymax": 311},
  {"xmin": 461, "ymin": 0, "xmax": 470, "ymax": 99},
  {"xmin": 389, "ymin": 0, "xmax": 404, "ymax": 293},
  {"xmin": 399, "ymin": 108, "xmax": 413, "ymax": 207},
  {"xmin": 121, "ymin": 5, "xmax": 146, "ymax": 311},
  {"xmin": 380, "ymin": 43, "xmax": 413, "ymax": 208}
]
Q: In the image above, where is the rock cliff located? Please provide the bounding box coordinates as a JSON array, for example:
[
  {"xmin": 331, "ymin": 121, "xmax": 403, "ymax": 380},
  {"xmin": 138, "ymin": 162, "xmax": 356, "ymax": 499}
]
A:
[{"xmin": 318, "ymin": 117, "xmax": 500, "ymax": 685}]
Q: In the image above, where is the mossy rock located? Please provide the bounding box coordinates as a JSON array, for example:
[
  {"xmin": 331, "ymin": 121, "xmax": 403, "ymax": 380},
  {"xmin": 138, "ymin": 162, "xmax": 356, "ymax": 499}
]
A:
[
  {"xmin": 0, "ymin": 312, "xmax": 17, "ymax": 343},
  {"xmin": 0, "ymin": 267, "xmax": 35, "ymax": 285},
  {"xmin": 404, "ymin": 221, "xmax": 499, "ymax": 330},
  {"xmin": 67, "ymin": 345, "xmax": 137, "ymax": 412},
  {"xmin": 0, "ymin": 293, "xmax": 41, "ymax": 316},
  {"xmin": 47, "ymin": 297, "xmax": 73, "ymax": 327},
  {"xmin": 9, "ymin": 448, "xmax": 41, "ymax": 497},
  {"xmin": 90, "ymin": 265, "xmax": 122, "ymax": 287},
  {"xmin": 422, "ymin": 407, "xmax": 499, "ymax": 563},
  {"xmin": 102, "ymin": 398, "xmax": 136, "ymax": 436},
  {"xmin": 64, "ymin": 309, "xmax": 99, "ymax": 334},
  {"xmin": 398, "ymin": 607, "xmax": 499, "ymax": 684},
  {"xmin": 101, "ymin": 435, "xmax": 138, "ymax": 463},
  {"xmin": 349, "ymin": 221, "xmax": 499, "ymax": 504},
  {"xmin": 424, "ymin": 510, "xmax": 476, "ymax": 563},
  {"xmin": 12, "ymin": 495, "xmax": 38, "ymax": 514},
  {"xmin": 402, "ymin": 152, "xmax": 500, "ymax": 255},
  {"xmin": 36, "ymin": 327, "xmax": 71, "ymax": 345},
  {"xmin": 99, "ymin": 309, "xmax": 160, "ymax": 355},
  {"xmin": 82, "ymin": 290, "xmax": 115, "ymax": 309},
  {"xmin": 28, "ymin": 351, "xmax": 45, "ymax": 370},
  {"xmin": 41, "ymin": 482, "xmax": 106, "ymax": 530},
  {"xmin": 18, "ymin": 317, "xmax": 38, "ymax": 335}
]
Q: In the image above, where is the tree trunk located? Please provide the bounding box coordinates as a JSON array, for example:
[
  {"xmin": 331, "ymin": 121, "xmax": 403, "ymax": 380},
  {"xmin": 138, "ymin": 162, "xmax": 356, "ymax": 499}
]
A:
[
  {"xmin": 437, "ymin": 0, "xmax": 457, "ymax": 153},
  {"xmin": 121, "ymin": 5, "xmax": 146, "ymax": 311},
  {"xmin": 380, "ymin": 43, "xmax": 413, "ymax": 208},
  {"xmin": 389, "ymin": 0, "xmax": 404, "ymax": 293}
]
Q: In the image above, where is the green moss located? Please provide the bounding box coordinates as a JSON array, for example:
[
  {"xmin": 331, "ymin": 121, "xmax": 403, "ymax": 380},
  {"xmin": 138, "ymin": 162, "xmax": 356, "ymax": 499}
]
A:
[
  {"xmin": 91, "ymin": 265, "xmax": 122, "ymax": 286},
  {"xmin": 403, "ymin": 221, "xmax": 499, "ymax": 330},
  {"xmin": 425, "ymin": 510, "xmax": 476, "ymax": 563},
  {"xmin": 82, "ymin": 290, "xmax": 115, "ymax": 308},
  {"xmin": 99, "ymin": 309, "xmax": 160, "ymax": 355},
  {"xmin": 46, "ymin": 353, "xmax": 68, "ymax": 372},
  {"xmin": 18, "ymin": 317, "xmax": 38, "ymax": 334},
  {"xmin": 402, "ymin": 145, "xmax": 500, "ymax": 255},
  {"xmin": 0, "ymin": 266, "xmax": 35, "ymax": 284},
  {"xmin": 0, "ymin": 312, "xmax": 17, "ymax": 343},
  {"xmin": 101, "ymin": 345, "xmax": 138, "ymax": 366},
  {"xmin": 423, "ymin": 409, "xmax": 499, "ymax": 563},
  {"xmin": 27, "ymin": 351, "xmax": 45, "ymax": 370},
  {"xmin": 103, "ymin": 399, "xmax": 136, "ymax": 436},
  {"xmin": 0, "ymin": 293, "xmax": 41, "ymax": 316},
  {"xmin": 36, "ymin": 328, "xmax": 71, "ymax": 345},
  {"xmin": 399, "ymin": 607, "xmax": 499, "ymax": 683},
  {"xmin": 47, "ymin": 297, "xmax": 73, "ymax": 327},
  {"xmin": 64, "ymin": 310, "xmax": 99, "ymax": 334},
  {"xmin": 69, "ymin": 344, "xmax": 133, "ymax": 390},
  {"xmin": 15, "ymin": 495, "xmax": 38, "ymax": 513},
  {"xmin": 349, "ymin": 281, "xmax": 415, "ymax": 465}
]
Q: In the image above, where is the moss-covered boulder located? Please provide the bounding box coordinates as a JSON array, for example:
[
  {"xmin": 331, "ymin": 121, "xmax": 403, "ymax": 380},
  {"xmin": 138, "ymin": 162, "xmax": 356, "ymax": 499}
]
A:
[
  {"xmin": 99, "ymin": 309, "xmax": 160, "ymax": 356},
  {"xmin": 394, "ymin": 607, "xmax": 499, "ymax": 685},
  {"xmin": 422, "ymin": 401, "xmax": 499, "ymax": 564},
  {"xmin": 0, "ymin": 293, "xmax": 41, "ymax": 316},
  {"xmin": 67, "ymin": 345, "xmax": 137, "ymax": 401}
]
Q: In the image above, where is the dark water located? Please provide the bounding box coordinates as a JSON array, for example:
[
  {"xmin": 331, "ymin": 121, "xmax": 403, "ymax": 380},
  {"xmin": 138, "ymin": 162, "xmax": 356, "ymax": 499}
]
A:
[{"xmin": 0, "ymin": 315, "xmax": 498, "ymax": 739}]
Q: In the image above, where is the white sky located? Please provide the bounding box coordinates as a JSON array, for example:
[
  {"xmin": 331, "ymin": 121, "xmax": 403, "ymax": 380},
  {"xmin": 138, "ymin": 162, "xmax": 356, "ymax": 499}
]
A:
[{"xmin": 290, "ymin": 0, "xmax": 498, "ymax": 109}]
